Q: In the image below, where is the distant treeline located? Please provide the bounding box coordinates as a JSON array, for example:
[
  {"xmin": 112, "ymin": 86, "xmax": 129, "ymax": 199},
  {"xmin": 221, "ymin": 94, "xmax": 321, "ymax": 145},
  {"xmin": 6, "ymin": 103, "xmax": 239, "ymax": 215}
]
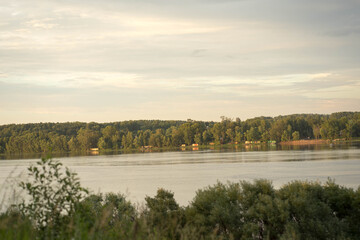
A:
[{"xmin": 1, "ymin": 112, "xmax": 360, "ymax": 154}]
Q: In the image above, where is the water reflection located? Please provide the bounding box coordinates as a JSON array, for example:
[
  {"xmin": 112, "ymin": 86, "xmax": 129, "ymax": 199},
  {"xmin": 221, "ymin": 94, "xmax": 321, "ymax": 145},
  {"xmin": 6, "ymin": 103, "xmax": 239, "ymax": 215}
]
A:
[
  {"xmin": 0, "ymin": 142, "xmax": 359, "ymax": 206},
  {"xmin": 1, "ymin": 141, "xmax": 359, "ymax": 161}
]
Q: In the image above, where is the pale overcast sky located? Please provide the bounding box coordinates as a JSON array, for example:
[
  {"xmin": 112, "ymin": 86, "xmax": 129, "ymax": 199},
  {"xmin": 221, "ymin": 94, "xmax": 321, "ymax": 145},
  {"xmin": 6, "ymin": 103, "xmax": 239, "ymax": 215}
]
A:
[{"xmin": 0, "ymin": 0, "xmax": 359, "ymax": 124}]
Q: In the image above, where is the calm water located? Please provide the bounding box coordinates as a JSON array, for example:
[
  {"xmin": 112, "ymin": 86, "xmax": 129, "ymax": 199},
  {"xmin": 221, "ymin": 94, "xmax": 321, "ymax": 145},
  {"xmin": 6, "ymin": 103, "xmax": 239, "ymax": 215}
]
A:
[{"xmin": 1, "ymin": 143, "xmax": 360, "ymax": 206}]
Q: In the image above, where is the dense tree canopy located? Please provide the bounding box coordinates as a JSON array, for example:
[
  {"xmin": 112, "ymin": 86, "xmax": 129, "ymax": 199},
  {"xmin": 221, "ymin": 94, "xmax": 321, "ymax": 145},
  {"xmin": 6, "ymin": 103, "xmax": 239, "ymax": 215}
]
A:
[{"xmin": 1, "ymin": 112, "xmax": 359, "ymax": 154}]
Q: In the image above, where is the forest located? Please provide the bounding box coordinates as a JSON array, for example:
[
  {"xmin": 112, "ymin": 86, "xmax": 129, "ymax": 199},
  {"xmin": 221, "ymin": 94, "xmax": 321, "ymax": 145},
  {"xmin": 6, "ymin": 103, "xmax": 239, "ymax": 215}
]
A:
[{"xmin": 1, "ymin": 112, "xmax": 360, "ymax": 154}]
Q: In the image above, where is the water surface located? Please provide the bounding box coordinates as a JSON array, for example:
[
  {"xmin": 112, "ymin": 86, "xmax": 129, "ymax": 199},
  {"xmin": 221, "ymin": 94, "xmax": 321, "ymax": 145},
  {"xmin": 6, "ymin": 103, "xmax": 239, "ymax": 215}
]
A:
[{"xmin": 1, "ymin": 143, "xmax": 359, "ymax": 206}]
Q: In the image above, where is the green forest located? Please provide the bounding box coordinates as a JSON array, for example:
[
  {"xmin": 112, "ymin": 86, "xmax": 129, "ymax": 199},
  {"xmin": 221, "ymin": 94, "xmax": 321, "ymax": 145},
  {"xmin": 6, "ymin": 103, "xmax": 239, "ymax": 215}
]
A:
[
  {"xmin": 1, "ymin": 158, "xmax": 360, "ymax": 239},
  {"xmin": 1, "ymin": 112, "xmax": 360, "ymax": 154}
]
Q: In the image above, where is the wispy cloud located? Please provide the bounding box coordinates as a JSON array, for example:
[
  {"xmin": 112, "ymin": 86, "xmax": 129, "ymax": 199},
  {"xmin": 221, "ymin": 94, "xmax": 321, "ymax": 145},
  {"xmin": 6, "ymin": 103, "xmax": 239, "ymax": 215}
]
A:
[
  {"xmin": 0, "ymin": 0, "xmax": 359, "ymax": 123},
  {"xmin": 25, "ymin": 18, "xmax": 58, "ymax": 29}
]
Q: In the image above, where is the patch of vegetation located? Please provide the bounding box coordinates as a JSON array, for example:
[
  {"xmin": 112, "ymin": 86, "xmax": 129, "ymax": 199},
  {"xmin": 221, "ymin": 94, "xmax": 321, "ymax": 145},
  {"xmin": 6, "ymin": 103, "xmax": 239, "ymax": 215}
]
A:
[{"xmin": 1, "ymin": 112, "xmax": 360, "ymax": 154}]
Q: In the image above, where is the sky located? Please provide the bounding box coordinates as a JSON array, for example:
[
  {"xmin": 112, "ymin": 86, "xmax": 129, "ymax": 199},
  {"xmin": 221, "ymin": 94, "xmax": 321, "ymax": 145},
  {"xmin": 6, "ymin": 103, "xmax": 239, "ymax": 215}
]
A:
[{"xmin": 0, "ymin": 0, "xmax": 359, "ymax": 124}]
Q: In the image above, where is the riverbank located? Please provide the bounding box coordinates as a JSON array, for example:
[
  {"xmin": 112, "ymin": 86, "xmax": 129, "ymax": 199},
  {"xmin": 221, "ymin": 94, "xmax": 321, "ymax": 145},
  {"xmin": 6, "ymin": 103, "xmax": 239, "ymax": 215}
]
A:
[
  {"xmin": 279, "ymin": 138, "xmax": 358, "ymax": 145},
  {"xmin": 280, "ymin": 139, "xmax": 331, "ymax": 145},
  {"xmin": 2, "ymin": 140, "xmax": 360, "ymax": 160}
]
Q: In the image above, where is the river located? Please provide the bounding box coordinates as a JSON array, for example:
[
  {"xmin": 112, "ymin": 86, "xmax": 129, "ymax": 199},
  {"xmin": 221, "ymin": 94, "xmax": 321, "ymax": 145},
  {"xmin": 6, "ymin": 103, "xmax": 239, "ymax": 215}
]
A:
[{"xmin": 1, "ymin": 142, "xmax": 360, "ymax": 206}]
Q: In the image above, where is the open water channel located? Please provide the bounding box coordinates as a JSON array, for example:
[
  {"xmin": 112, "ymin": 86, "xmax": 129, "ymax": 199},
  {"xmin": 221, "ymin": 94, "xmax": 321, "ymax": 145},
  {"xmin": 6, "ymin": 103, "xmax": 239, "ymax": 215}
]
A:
[{"xmin": 1, "ymin": 142, "xmax": 359, "ymax": 206}]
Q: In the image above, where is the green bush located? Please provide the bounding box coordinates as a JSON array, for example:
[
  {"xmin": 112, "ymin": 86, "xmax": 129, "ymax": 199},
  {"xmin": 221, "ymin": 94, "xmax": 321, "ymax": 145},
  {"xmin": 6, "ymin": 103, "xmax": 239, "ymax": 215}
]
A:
[
  {"xmin": 186, "ymin": 181, "xmax": 244, "ymax": 239},
  {"xmin": 144, "ymin": 188, "xmax": 185, "ymax": 239},
  {"xmin": 186, "ymin": 180, "xmax": 359, "ymax": 240},
  {"xmin": 278, "ymin": 182, "xmax": 336, "ymax": 239},
  {"xmin": 18, "ymin": 157, "xmax": 88, "ymax": 238},
  {"xmin": 187, "ymin": 180, "xmax": 289, "ymax": 239}
]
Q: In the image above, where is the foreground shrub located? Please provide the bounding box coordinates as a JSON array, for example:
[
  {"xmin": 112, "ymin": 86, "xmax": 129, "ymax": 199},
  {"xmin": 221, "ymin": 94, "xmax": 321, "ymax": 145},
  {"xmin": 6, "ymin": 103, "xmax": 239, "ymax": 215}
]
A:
[
  {"xmin": 18, "ymin": 157, "xmax": 88, "ymax": 238},
  {"xmin": 186, "ymin": 179, "xmax": 360, "ymax": 240},
  {"xmin": 71, "ymin": 192, "xmax": 136, "ymax": 238},
  {"xmin": 240, "ymin": 180, "xmax": 289, "ymax": 240},
  {"xmin": 144, "ymin": 188, "xmax": 185, "ymax": 239},
  {"xmin": 186, "ymin": 181, "xmax": 244, "ymax": 239},
  {"xmin": 186, "ymin": 180, "xmax": 289, "ymax": 239},
  {"xmin": 278, "ymin": 181, "xmax": 344, "ymax": 239}
]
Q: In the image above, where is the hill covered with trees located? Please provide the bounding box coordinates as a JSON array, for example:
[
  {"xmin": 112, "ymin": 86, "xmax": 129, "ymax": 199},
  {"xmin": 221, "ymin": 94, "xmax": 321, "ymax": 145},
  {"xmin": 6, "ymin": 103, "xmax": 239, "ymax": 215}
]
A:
[{"xmin": 0, "ymin": 112, "xmax": 359, "ymax": 154}]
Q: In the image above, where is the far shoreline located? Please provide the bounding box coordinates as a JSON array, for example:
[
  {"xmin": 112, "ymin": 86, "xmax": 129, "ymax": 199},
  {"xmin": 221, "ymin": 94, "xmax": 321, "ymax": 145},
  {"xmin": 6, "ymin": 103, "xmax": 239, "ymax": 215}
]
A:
[{"xmin": 1, "ymin": 140, "xmax": 359, "ymax": 161}]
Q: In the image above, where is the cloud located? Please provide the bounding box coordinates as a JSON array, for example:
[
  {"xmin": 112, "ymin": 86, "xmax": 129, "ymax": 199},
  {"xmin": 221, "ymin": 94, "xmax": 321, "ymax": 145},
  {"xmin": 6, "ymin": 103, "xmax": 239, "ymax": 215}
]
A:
[
  {"xmin": 25, "ymin": 18, "xmax": 58, "ymax": 29},
  {"xmin": 191, "ymin": 49, "xmax": 207, "ymax": 57},
  {"xmin": 325, "ymin": 26, "xmax": 360, "ymax": 37},
  {"xmin": 0, "ymin": 0, "xmax": 359, "ymax": 123}
]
